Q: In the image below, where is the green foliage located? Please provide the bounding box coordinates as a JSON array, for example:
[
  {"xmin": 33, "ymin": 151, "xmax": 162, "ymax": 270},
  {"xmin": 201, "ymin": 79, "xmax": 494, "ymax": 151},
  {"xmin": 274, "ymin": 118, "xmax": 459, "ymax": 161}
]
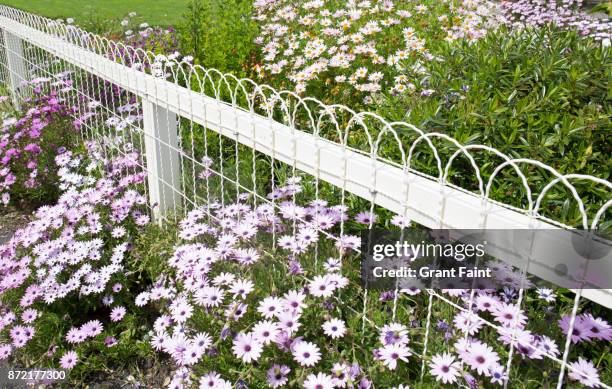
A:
[
  {"xmin": 377, "ymin": 26, "xmax": 611, "ymax": 227},
  {"xmin": 589, "ymin": 1, "xmax": 612, "ymax": 16},
  {"xmin": 382, "ymin": 26, "xmax": 610, "ymax": 174},
  {"xmin": 178, "ymin": 0, "xmax": 258, "ymax": 75},
  {"xmin": 131, "ymin": 221, "xmax": 179, "ymax": 283}
]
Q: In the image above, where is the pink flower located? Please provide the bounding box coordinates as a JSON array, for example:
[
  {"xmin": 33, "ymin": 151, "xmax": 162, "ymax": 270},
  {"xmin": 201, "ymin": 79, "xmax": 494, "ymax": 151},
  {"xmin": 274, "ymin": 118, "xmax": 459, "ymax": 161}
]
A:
[
  {"xmin": 558, "ymin": 314, "xmax": 592, "ymax": 344},
  {"xmin": 378, "ymin": 343, "xmax": 411, "ymax": 370},
  {"xmin": 104, "ymin": 336, "xmax": 118, "ymax": 347},
  {"xmin": 110, "ymin": 306, "xmax": 127, "ymax": 322},
  {"xmin": 59, "ymin": 350, "xmax": 78, "ymax": 369},
  {"xmin": 568, "ymin": 358, "xmax": 601, "ymax": 388},
  {"xmin": 232, "ymin": 332, "xmax": 263, "ymax": 363},
  {"xmin": 464, "ymin": 342, "xmax": 499, "ymax": 376},
  {"xmin": 23, "ymin": 143, "xmax": 41, "ymax": 154},
  {"xmin": 429, "ymin": 353, "xmax": 461, "ymax": 384},
  {"xmin": 21, "ymin": 308, "xmax": 38, "ymax": 323},
  {"xmin": 292, "ymin": 341, "xmax": 321, "ymax": 367}
]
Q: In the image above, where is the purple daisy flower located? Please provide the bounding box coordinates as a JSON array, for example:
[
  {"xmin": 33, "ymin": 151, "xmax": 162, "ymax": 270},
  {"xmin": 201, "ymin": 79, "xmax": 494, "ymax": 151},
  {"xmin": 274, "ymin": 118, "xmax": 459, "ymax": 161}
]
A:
[
  {"xmin": 355, "ymin": 211, "xmax": 378, "ymax": 225},
  {"xmin": 266, "ymin": 364, "xmax": 290, "ymax": 388}
]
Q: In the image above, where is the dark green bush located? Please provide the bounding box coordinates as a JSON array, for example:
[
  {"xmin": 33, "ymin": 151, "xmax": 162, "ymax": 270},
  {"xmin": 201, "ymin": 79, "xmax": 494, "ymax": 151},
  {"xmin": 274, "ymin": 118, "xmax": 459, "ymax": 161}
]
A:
[
  {"xmin": 381, "ymin": 26, "xmax": 610, "ymax": 175},
  {"xmin": 376, "ymin": 26, "xmax": 610, "ymax": 227}
]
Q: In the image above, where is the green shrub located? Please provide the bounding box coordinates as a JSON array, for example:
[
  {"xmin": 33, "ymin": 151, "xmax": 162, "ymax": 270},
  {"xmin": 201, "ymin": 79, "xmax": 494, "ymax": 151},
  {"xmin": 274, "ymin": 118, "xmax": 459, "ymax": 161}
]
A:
[
  {"xmin": 380, "ymin": 26, "xmax": 610, "ymax": 173},
  {"xmin": 178, "ymin": 0, "xmax": 258, "ymax": 76},
  {"xmin": 376, "ymin": 26, "xmax": 610, "ymax": 226}
]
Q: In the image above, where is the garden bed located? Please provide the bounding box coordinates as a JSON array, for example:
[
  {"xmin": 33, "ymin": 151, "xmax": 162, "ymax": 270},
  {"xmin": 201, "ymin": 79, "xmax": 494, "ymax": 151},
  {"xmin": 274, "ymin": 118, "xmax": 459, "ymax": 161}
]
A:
[{"xmin": 0, "ymin": 0, "xmax": 610, "ymax": 388}]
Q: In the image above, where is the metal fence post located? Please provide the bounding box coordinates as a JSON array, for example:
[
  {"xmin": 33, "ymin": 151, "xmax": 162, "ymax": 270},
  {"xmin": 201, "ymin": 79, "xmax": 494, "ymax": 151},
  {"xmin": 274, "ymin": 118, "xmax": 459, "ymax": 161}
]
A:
[
  {"xmin": 142, "ymin": 99, "xmax": 181, "ymax": 222},
  {"xmin": 2, "ymin": 29, "xmax": 28, "ymax": 108}
]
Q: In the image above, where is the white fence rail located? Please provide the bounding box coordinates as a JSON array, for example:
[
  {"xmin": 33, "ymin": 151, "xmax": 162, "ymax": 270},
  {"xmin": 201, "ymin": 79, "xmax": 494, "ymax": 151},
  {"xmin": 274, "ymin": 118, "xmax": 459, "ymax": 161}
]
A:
[{"xmin": 0, "ymin": 6, "xmax": 610, "ymax": 387}]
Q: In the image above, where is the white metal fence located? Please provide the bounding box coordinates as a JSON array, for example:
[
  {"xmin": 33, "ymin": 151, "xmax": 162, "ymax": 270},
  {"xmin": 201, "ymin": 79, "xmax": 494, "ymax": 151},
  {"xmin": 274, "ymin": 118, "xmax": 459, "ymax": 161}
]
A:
[{"xmin": 0, "ymin": 5, "xmax": 610, "ymax": 387}]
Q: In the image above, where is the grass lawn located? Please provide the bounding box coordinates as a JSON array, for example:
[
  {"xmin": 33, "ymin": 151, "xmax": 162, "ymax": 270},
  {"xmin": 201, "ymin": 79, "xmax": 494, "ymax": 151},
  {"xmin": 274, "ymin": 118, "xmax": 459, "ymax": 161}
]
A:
[{"xmin": 0, "ymin": 0, "xmax": 189, "ymax": 26}]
